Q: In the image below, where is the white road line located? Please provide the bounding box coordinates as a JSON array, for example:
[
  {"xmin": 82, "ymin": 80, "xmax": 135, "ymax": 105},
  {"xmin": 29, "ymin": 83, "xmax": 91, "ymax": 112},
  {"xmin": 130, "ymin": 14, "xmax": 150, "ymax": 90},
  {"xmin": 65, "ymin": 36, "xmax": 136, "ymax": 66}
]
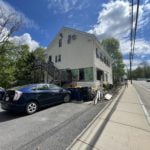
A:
[{"xmin": 134, "ymin": 87, "xmax": 150, "ymax": 125}]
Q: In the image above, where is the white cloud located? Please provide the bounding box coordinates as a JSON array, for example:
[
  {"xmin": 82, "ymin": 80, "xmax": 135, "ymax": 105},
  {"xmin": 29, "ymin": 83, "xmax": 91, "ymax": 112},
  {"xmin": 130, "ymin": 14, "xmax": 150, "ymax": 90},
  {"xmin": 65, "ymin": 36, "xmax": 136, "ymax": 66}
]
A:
[
  {"xmin": 122, "ymin": 38, "xmax": 150, "ymax": 69},
  {"xmin": 120, "ymin": 39, "xmax": 150, "ymax": 55},
  {"xmin": 47, "ymin": 0, "xmax": 77, "ymax": 12},
  {"xmin": 88, "ymin": 0, "xmax": 150, "ymax": 69},
  {"xmin": 88, "ymin": 0, "xmax": 146, "ymax": 40},
  {"xmin": 124, "ymin": 59, "xmax": 150, "ymax": 70},
  {"xmin": 0, "ymin": 0, "xmax": 39, "ymax": 43},
  {"xmin": 0, "ymin": 0, "xmax": 37, "ymax": 29},
  {"xmin": 47, "ymin": 0, "xmax": 87, "ymax": 13},
  {"xmin": 9, "ymin": 33, "xmax": 39, "ymax": 51},
  {"xmin": 145, "ymin": 0, "xmax": 150, "ymax": 4},
  {"xmin": 0, "ymin": 0, "xmax": 40, "ymax": 51}
]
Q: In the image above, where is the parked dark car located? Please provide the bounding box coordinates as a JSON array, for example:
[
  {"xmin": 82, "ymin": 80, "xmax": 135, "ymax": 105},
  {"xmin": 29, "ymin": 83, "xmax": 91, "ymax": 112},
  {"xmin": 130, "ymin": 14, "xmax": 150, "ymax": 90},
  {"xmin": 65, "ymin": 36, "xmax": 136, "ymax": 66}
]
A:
[
  {"xmin": 146, "ymin": 79, "xmax": 150, "ymax": 82},
  {"xmin": 1, "ymin": 84, "xmax": 71, "ymax": 114},
  {"xmin": 0, "ymin": 87, "xmax": 5, "ymax": 101}
]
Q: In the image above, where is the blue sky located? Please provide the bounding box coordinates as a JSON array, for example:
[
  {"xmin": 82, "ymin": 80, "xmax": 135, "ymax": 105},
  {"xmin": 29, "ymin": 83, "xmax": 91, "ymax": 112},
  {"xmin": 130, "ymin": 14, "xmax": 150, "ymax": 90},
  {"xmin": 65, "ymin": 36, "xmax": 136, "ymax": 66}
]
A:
[
  {"xmin": 5, "ymin": 0, "xmax": 104, "ymax": 46},
  {"xmin": 1, "ymin": 0, "xmax": 150, "ymax": 68}
]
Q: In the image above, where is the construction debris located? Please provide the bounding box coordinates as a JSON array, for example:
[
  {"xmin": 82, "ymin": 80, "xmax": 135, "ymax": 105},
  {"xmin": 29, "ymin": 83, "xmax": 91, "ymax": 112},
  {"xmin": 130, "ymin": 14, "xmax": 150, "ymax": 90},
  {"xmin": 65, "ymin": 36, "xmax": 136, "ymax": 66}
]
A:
[{"xmin": 104, "ymin": 93, "xmax": 112, "ymax": 100}]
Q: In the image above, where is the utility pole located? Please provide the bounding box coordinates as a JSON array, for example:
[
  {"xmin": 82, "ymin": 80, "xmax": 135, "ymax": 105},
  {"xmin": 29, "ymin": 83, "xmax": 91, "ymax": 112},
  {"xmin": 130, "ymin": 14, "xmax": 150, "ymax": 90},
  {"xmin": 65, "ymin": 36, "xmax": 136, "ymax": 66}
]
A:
[
  {"xmin": 129, "ymin": 0, "xmax": 140, "ymax": 84},
  {"xmin": 129, "ymin": 0, "xmax": 133, "ymax": 84},
  {"xmin": 129, "ymin": 52, "xmax": 132, "ymax": 84}
]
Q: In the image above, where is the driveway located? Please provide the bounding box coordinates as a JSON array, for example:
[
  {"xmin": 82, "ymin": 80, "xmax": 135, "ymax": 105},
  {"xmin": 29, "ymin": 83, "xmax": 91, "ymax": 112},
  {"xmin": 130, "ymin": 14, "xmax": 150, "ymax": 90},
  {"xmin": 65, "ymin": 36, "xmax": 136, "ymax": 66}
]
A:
[{"xmin": 0, "ymin": 101, "xmax": 107, "ymax": 150}]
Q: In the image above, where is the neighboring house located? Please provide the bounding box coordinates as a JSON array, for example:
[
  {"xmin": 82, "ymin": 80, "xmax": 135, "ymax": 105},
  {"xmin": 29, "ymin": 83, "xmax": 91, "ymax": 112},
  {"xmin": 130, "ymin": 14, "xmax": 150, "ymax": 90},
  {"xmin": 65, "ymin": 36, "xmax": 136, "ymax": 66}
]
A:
[{"xmin": 45, "ymin": 27, "xmax": 113, "ymax": 88}]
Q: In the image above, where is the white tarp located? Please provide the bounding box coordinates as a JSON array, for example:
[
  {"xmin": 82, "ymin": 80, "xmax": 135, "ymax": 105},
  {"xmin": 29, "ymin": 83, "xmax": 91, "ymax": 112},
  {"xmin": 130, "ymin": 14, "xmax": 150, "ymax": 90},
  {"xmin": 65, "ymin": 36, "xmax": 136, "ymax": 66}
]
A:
[{"xmin": 104, "ymin": 93, "xmax": 112, "ymax": 100}]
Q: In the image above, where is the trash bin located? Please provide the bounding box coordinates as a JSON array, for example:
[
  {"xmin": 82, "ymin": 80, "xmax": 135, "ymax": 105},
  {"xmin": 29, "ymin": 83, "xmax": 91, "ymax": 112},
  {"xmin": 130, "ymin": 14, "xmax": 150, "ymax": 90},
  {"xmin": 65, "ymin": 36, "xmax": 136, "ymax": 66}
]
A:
[
  {"xmin": 67, "ymin": 87, "xmax": 94, "ymax": 101},
  {"xmin": 80, "ymin": 87, "xmax": 93, "ymax": 101},
  {"xmin": 67, "ymin": 88, "xmax": 82, "ymax": 101}
]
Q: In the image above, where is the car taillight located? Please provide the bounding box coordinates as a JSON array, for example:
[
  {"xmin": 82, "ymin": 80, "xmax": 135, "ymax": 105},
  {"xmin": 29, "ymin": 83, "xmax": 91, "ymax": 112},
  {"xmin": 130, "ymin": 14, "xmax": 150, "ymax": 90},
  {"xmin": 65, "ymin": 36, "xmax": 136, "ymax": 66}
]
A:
[{"xmin": 13, "ymin": 91, "xmax": 23, "ymax": 101}]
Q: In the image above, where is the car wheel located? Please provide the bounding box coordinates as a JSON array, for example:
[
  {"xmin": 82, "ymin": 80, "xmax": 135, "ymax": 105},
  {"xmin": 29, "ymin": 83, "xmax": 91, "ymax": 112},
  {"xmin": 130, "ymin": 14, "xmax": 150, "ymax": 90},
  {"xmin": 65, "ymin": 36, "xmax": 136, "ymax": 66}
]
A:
[
  {"xmin": 64, "ymin": 94, "xmax": 71, "ymax": 103},
  {"xmin": 26, "ymin": 101, "xmax": 38, "ymax": 115}
]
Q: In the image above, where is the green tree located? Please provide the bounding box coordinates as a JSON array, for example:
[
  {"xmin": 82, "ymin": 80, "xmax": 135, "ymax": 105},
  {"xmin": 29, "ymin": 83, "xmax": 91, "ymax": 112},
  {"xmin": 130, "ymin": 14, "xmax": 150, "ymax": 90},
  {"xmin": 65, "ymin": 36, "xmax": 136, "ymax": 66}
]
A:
[
  {"xmin": 102, "ymin": 38, "xmax": 125, "ymax": 84},
  {"xmin": 0, "ymin": 42, "xmax": 19, "ymax": 88},
  {"xmin": 14, "ymin": 45, "xmax": 33, "ymax": 85},
  {"xmin": 31, "ymin": 47, "xmax": 46, "ymax": 83},
  {"xmin": 14, "ymin": 46, "xmax": 46, "ymax": 85},
  {"xmin": 32, "ymin": 47, "xmax": 46, "ymax": 62},
  {"xmin": 132, "ymin": 61, "xmax": 150, "ymax": 79}
]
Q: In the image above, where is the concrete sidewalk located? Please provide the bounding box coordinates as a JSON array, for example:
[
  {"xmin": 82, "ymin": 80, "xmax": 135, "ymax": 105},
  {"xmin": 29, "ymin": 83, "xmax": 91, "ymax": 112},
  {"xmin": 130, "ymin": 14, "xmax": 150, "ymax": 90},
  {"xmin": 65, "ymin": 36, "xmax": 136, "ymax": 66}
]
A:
[{"xmin": 68, "ymin": 84, "xmax": 150, "ymax": 150}]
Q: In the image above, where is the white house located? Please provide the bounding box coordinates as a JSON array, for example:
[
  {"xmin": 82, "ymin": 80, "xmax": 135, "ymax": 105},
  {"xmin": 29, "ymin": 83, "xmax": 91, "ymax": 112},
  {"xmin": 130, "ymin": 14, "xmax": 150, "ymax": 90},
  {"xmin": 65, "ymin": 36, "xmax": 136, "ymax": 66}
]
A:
[{"xmin": 45, "ymin": 27, "xmax": 113, "ymax": 88}]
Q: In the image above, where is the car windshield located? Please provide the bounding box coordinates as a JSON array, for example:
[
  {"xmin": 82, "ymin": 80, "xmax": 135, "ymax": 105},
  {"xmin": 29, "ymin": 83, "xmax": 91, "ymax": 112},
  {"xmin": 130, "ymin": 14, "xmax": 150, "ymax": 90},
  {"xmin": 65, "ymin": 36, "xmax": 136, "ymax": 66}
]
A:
[
  {"xmin": 49, "ymin": 84, "xmax": 60, "ymax": 89},
  {"xmin": 36, "ymin": 84, "xmax": 49, "ymax": 90}
]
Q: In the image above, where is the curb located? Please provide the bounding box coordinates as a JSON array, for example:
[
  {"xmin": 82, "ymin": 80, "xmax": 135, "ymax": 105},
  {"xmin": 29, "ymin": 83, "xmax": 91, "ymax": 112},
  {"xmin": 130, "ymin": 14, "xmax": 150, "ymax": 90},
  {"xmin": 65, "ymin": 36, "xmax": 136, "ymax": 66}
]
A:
[{"xmin": 66, "ymin": 86, "xmax": 125, "ymax": 150}]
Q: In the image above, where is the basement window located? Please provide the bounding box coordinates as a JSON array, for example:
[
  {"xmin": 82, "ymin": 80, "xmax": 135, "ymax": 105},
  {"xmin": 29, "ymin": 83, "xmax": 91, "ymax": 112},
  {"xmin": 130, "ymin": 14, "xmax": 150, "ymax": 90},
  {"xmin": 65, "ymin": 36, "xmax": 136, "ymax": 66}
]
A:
[{"xmin": 79, "ymin": 69, "xmax": 85, "ymax": 81}]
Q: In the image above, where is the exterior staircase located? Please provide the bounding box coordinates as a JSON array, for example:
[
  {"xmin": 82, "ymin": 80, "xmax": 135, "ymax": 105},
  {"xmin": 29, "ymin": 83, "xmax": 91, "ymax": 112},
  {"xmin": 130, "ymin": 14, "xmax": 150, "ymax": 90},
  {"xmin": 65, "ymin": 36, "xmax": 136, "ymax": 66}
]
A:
[{"xmin": 33, "ymin": 60, "xmax": 72, "ymax": 85}]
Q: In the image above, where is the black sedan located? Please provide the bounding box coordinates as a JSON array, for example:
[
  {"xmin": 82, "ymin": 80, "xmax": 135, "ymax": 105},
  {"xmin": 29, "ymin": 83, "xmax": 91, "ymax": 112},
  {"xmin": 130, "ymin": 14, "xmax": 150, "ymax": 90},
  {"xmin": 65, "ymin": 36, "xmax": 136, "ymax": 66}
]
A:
[{"xmin": 1, "ymin": 84, "xmax": 71, "ymax": 115}]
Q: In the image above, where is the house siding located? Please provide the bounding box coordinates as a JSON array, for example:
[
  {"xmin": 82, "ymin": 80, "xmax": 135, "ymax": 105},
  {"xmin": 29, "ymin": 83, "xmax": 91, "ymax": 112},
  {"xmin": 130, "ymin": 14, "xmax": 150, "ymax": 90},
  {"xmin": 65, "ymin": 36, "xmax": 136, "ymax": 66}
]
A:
[
  {"xmin": 46, "ymin": 27, "xmax": 113, "ymax": 88},
  {"xmin": 46, "ymin": 28, "xmax": 94, "ymax": 69}
]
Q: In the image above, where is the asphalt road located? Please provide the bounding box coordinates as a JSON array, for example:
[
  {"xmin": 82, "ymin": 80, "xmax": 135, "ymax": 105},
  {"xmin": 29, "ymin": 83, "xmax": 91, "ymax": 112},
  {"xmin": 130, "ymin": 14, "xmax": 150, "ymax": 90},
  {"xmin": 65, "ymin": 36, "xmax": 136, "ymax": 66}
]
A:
[
  {"xmin": 133, "ymin": 80, "xmax": 150, "ymax": 116},
  {"xmin": 0, "ymin": 101, "xmax": 108, "ymax": 150}
]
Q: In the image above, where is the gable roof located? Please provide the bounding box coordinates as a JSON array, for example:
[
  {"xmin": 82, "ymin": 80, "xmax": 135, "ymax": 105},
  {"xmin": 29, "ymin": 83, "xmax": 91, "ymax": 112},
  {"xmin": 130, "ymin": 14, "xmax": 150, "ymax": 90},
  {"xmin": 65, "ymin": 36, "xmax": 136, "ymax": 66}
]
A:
[{"xmin": 47, "ymin": 26, "xmax": 112, "ymax": 61}]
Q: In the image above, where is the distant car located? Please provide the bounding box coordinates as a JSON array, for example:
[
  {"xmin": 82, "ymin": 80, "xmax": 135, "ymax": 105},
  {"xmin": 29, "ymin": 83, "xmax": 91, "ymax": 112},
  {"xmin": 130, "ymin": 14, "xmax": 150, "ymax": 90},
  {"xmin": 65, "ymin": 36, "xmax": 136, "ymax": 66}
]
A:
[
  {"xmin": 146, "ymin": 79, "xmax": 150, "ymax": 82},
  {"xmin": 0, "ymin": 87, "xmax": 5, "ymax": 101},
  {"xmin": 1, "ymin": 84, "xmax": 71, "ymax": 115}
]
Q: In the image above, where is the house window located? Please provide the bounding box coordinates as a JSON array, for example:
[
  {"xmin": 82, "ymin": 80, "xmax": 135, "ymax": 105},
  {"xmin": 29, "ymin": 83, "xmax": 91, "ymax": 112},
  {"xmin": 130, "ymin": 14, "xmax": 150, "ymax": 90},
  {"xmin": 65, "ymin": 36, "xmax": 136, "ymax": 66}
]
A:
[
  {"xmin": 104, "ymin": 56, "xmax": 106, "ymax": 64},
  {"xmin": 72, "ymin": 34, "xmax": 77, "ymax": 40},
  {"xmin": 71, "ymin": 69, "xmax": 79, "ymax": 81},
  {"xmin": 108, "ymin": 61, "xmax": 110, "ymax": 67},
  {"xmin": 79, "ymin": 69, "xmax": 85, "ymax": 81},
  {"xmin": 48, "ymin": 55, "xmax": 52, "ymax": 62},
  {"xmin": 55, "ymin": 55, "xmax": 61, "ymax": 63},
  {"xmin": 59, "ymin": 39, "xmax": 62, "ymax": 47},
  {"xmin": 97, "ymin": 69, "xmax": 103, "ymax": 81},
  {"xmin": 58, "ymin": 55, "xmax": 61, "ymax": 62},
  {"xmin": 100, "ymin": 52, "xmax": 102, "ymax": 60},
  {"xmin": 84, "ymin": 68, "xmax": 93, "ymax": 81},
  {"xmin": 106, "ymin": 74, "xmax": 108, "ymax": 82},
  {"xmin": 59, "ymin": 33, "xmax": 63, "ymax": 38},
  {"xmin": 55, "ymin": 55, "xmax": 57, "ymax": 62},
  {"xmin": 67, "ymin": 35, "xmax": 71, "ymax": 44},
  {"xmin": 96, "ymin": 48, "xmax": 99, "ymax": 58}
]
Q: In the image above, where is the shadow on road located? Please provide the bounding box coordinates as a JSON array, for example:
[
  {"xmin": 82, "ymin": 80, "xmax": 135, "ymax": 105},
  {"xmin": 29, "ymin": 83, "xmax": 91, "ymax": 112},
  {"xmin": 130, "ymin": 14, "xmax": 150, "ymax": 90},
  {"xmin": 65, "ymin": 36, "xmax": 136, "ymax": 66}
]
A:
[
  {"xmin": 0, "ymin": 101, "xmax": 85, "ymax": 123},
  {"xmin": 0, "ymin": 111, "xmax": 24, "ymax": 123}
]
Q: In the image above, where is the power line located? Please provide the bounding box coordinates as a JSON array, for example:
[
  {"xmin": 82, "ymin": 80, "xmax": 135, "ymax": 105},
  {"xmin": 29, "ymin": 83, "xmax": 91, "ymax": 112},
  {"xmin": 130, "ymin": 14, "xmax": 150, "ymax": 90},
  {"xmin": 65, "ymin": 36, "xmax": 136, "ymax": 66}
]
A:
[
  {"xmin": 131, "ymin": 0, "xmax": 140, "ymax": 61},
  {"xmin": 129, "ymin": 0, "xmax": 140, "ymax": 84}
]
